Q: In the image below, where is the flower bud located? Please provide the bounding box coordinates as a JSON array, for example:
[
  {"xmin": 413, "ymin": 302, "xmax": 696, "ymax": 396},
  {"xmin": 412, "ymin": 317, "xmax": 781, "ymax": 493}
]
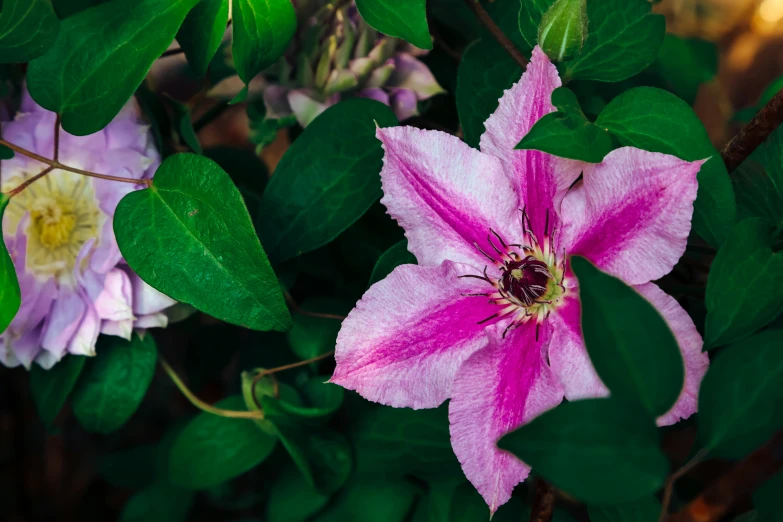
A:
[{"xmin": 538, "ymin": 0, "xmax": 588, "ymax": 62}]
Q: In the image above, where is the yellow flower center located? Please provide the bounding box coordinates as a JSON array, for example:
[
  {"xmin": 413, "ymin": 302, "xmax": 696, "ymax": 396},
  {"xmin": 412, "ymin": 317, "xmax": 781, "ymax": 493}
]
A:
[{"xmin": 2, "ymin": 168, "xmax": 103, "ymax": 284}]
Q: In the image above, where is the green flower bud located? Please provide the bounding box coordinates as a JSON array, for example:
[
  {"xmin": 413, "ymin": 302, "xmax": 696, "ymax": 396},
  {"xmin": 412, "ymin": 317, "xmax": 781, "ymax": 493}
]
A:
[{"xmin": 538, "ymin": 0, "xmax": 588, "ymax": 62}]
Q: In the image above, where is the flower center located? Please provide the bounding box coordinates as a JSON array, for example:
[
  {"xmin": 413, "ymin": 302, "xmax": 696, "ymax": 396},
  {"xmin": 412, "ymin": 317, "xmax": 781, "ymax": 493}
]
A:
[
  {"xmin": 500, "ymin": 256, "xmax": 552, "ymax": 307},
  {"xmin": 2, "ymin": 169, "xmax": 103, "ymax": 284}
]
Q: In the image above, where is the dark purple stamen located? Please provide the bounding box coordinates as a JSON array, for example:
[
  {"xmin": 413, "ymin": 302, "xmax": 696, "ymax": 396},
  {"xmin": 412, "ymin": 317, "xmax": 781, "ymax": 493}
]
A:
[{"xmin": 500, "ymin": 256, "xmax": 552, "ymax": 307}]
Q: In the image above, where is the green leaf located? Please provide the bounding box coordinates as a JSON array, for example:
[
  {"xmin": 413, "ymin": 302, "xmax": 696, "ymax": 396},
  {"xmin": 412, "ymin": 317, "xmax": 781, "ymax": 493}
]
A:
[
  {"xmin": 231, "ymin": 0, "xmax": 296, "ymax": 89},
  {"xmin": 355, "ymin": 0, "xmax": 432, "ymax": 50},
  {"xmin": 571, "ymin": 256, "xmax": 684, "ymax": 417},
  {"xmin": 29, "ymin": 354, "xmax": 86, "ymax": 427},
  {"xmin": 176, "ymin": 0, "xmax": 229, "ymax": 77},
  {"xmin": 414, "ymin": 481, "xmax": 525, "ymax": 522},
  {"xmin": 520, "ymin": 0, "xmax": 665, "ymax": 82},
  {"xmin": 114, "ymin": 153, "xmax": 291, "ymax": 332},
  {"xmin": 26, "ymin": 0, "xmax": 200, "ymax": 135},
  {"xmin": 351, "ymin": 404, "xmax": 461, "ymax": 480},
  {"xmin": 168, "ymin": 395, "xmax": 277, "ymax": 489},
  {"xmin": 596, "ymin": 86, "xmax": 736, "ymax": 247},
  {"xmin": 165, "ymin": 95, "xmax": 202, "ymax": 154},
  {"xmin": 653, "ymin": 35, "xmax": 717, "ymax": 105},
  {"xmin": 266, "ymin": 463, "xmax": 330, "ymax": 522},
  {"xmin": 287, "ymin": 298, "xmax": 351, "ymax": 360},
  {"xmin": 100, "ymin": 444, "xmax": 159, "ymax": 489},
  {"xmin": 71, "ymin": 334, "xmax": 157, "ymax": 434},
  {"xmin": 456, "ymin": 38, "xmax": 521, "ymax": 149},
  {"xmin": 516, "ymin": 87, "xmax": 613, "ymax": 162},
  {"xmin": 0, "ymin": 194, "xmax": 21, "ymax": 334},
  {"xmin": 51, "ymin": 0, "xmax": 109, "ymax": 18},
  {"xmin": 698, "ymin": 328, "xmax": 783, "ymax": 459},
  {"xmin": 564, "ymin": 0, "xmax": 665, "ymax": 82},
  {"xmin": 755, "ymin": 471, "xmax": 783, "ymax": 522},
  {"xmin": 733, "ymin": 124, "xmax": 783, "ymax": 226},
  {"xmin": 312, "ymin": 476, "xmax": 418, "ymax": 522},
  {"xmin": 498, "ymin": 398, "xmax": 668, "ymax": 504},
  {"xmin": 262, "ymin": 378, "xmax": 344, "ymax": 421},
  {"xmin": 0, "ymin": 0, "xmax": 60, "ymax": 63},
  {"xmin": 704, "ymin": 218, "xmax": 783, "ymax": 348},
  {"xmin": 0, "ymin": 144, "xmax": 13, "ymax": 159},
  {"xmin": 588, "ymin": 497, "xmax": 661, "ymax": 522},
  {"xmin": 368, "ymin": 239, "xmax": 416, "ymax": 287},
  {"xmin": 118, "ymin": 479, "xmax": 194, "ymax": 522},
  {"xmin": 259, "ymin": 99, "xmax": 398, "ymax": 263}
]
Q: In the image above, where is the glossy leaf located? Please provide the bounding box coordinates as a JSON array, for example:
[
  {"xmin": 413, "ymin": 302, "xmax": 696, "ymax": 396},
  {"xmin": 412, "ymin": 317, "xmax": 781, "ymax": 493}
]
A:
[
  {"xmin": 26, "ymin": 0, "xmax": 199, "ymax": 135},
  {"xmin": 588, "ymin": 497, "xmax": 661, "ymax": 522},
  {"xmin": 259, "ymin": 99, "xmax": 398, "ymax": 263},
  {"xmin": 733, "ymin": 125, "xmax": 783, "ymax": 227},
  {"xmin": 498, "ymin": 398, "xmax": 668, "ymax": 504},
  {"xmin": 368, "ymin": 239, "xmax": 416, "ymax": 287},
  {"xmin": 166, "ymin": 95, "xmax": 202, "ymax": 154},
  {"xmin": 266, "ymin": 464, "xmax": 330, "ymax": 522},
  {"xmin": 413, "ymin": 481, "xmax": 526, "ymax": 522},
  {"xmin": 312, "ymin": 476, "xmax": 418, "ymax": 522},
  {"xmin": 355, "ymin": 0, "xmax": 432, "ymax": 50},
  {"xmin": 118, "ymin": 479, "xmax": 194, "ymax": 522},
  {"xmin": 516, "ymin": 87, "xmax": 613, "ymax": 162},
  {"xmin": 456, "ymin": 38, "xmax": 521, "ymax": 149},
  {"xmin": 596, "ymin": 87, "xmax": 736, "ymax": 247},
  {"xmin": 572, "ymin": 257, "xmax": 684, "ymax": 417},
  {"xmin": 698, "ymin": 328, "xmax": 783, "ymax": 459},
  {"xmin": 262, "ymin": 377, "xmax": 344, "ymax": 421},
  {"xmin": 29, "ymin": 354, "xmax": 86, "ymax": 427},
  {"xmin": 653, "ymin": 35, "xmax": 717, "ymax": 105},
  {"xmin": 351, "ymin": 404, "xmax": 461, "ymax": 480},
  {"xmin": 168, "ymin": 395, "xmax": 277, "ymax": 489},
  {"xmin": 704, "ymin": 219, "xmax": 783, "ymax": 348},
  {"xmin": 71, "ymin": 334, "xmax": 157, "ymax": 434},
  {"xmin": 231, "ymin": 0, "xmax": 296, "ymax": 90},
  {"xmin": 0, "ymin": 194, "xmax": 20, "ymax": 334},
  {"xmin": 755, "ymin": 471, "xmax": 783, "ymax": 522},
  {"xmin": 287, "ymin": 297, "xmax": 351, "ymax": 360},
  {"xmin": 0, "ymin": 0, "xmax": 60, "ymax": 63},
  {"xmin": 114, "ymin": 153, "xmax": 291, "ymax": 332},
  {"xmin": 176, "ymin": 0, "xmax": 229, "ymax": 77},
  {"xmin": 0, "ymin": 144, "xmax": 13, "ymax": 159}
]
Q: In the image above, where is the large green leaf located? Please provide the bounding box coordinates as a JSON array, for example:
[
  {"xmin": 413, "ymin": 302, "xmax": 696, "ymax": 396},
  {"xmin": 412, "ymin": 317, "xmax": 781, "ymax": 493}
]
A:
[
  {"xmin": 26, "ymin": 0, "xmax": 199, "ymax": 135},
  {"xmin": 350, "ymin": 404, "xmax": 461, "ymax": 480},
  {"xmin": 0, "ymin": 194, "xmax": 20, "ymax": 334},
  {"xmin": 704, "ymin": 219, "xmax": 783, "ymax": 348},
  {"xmin": 733, "ymin": 125, "xmax": 783, "ymax": 227},
  {"xmin": 118, "ymin": 479, "xmax": 194, "ymax": 522},
  {"xmin": 71, "ymin": 334, "xmax": 157, "ymax": 434},
  {"xmin": 588, "ymin": 497, "xmax": 661, "ymax": 522},
  {"xmin": 231, "ymin": 0, "xmax": 296, "ymax": 100},
  {"xmin": 368, "ymin": 239, "xmax": 416, "ymax": 287},
  {"xmin": 29, "ymin": 354, "xmax": 86, "ymax": 427},
  {"xmin": 652, "ymin": 35, "xmax": 717, "ymax": 105},
  {"xmin": 0, "ymin": 0, "xmax": 60, "ymax": 63},
  {"xmin": 498, "ymin": 398, "xmax": 668, "ymax": 504},
  {"xmin": 114, "ymin": 153, "xmax": 291, "ymax": 332},
  {"xmin": 698, "ymin": 328, "xmax": 783, "ymax": 459},
  {"xmin": 176, "ymin": 0, "xmax": 228, "ymax": 77},
  {"xmin": 168, "ymin": 395, "xmax": 277, "ymax": 489},
  {"xmin": 262, "ymin": 378, "xmax": 344, "ymax": 421},
  {"xmin": 755, "ymin": 471, "xmax": 783, "ymax": 522},
  {"xmin": 519, "ymin": 0, "xmax": 664, "ymax": 82},
  {"xmin": 287, "ymin": 297, "xmax": 351, "ymax": 360},
  {"xmin": 312, "ymin": 476, "xmax": 418, "ymax": 522},
  {"xmin": 516, "ymin": 87, "xmax": 613, "ymax": 162},
  {"xmin": 259, "ymin": 99, "xmax": 398, "ymax": 263},
  {"xmin": 413, "ymin": 481, "xmax": 526, "ymax": 522},
  {"xmin": 456, "ymin": 38, "xmax": 521, "ymax": 149},
  {"xmin": 355, "ymin": 0, "xmax": 432, "ymax": 50},
  {"xmin": 266, "ymin": 463, "xmax": 330, "ymax": 522},
  {"xmin": 596, "ymin": 87, "xmax": 736, "ymax": 247},
  {"xmin": 571, "ymin": 257, "xmax": 684, "ymax": 417}
]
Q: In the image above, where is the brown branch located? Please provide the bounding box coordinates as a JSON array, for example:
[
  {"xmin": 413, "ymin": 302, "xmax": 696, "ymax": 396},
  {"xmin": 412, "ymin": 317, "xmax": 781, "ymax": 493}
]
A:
[
  {"xmin": 659, "ymin": 449, "xmax": 708, "ymax": 522},
  {"xmin": 284, "ymin": 291, "xmax": 347, "ymax": 320},
  {"xmin": 53, "ymin": 114, "xmax": 61, "ymax": 162},
  {"xmin": 250, "ymin": 351, "xmax": 335, "ymax": 409},
  {"xmin": 160, "ymin": 48, "xmax": 184, "ymax": 59},
  {"xmin": 0, "ymin": 139, "xmax": 151, "ymax": 189},
  {"xmin": 7, "ymin": 166, "xmax": 54, "ymax": 197},
  {"xmin": 668, "ymin": 432, "xmax": 783, "ymax": 522},
  {"xmin": 464, "ymin": 0, "xmax": 528, "ymax": 69},
  {"xmin": 722, "ymin": 87, "xmax": 783, "ymax": 172},
  {"xmin": 529, "ymin": 479, "xmax": 556, "ymax": 522}
]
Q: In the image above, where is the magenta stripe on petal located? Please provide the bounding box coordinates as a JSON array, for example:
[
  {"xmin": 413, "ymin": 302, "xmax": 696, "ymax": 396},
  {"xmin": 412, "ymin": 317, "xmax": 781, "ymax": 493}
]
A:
[
  {"xmin": 449, "ymin": 320, "xmax": 564, "ymax": 513},
  {"xmin": 377, "ymin": 126, "xmax": 524, "ymax": 269},
  {"xmin": 332, "ymin": 261, "xmax": 501, "ymax": 409}
]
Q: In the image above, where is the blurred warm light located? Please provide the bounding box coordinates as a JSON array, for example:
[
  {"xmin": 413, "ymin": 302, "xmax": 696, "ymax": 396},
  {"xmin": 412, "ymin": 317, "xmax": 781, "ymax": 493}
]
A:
[{"xmin": 759, "ymin": 0, "xmax": 783, "ymax": 23}]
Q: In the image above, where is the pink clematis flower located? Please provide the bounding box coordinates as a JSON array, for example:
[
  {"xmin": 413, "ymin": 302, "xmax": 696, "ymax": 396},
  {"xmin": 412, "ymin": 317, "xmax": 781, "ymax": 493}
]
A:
[{"xmin": 331, "ymin": 48, "xmax": 709, "ymax": 512}]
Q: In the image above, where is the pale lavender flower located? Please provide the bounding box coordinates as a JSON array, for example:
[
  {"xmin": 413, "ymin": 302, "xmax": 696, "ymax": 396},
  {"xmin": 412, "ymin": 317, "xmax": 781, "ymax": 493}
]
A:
[
  {"xmin": 0, "ymin": 91, "xmax": 176, "ymax": 369},
  {"xmin": 263, "ymin": 1, "xmax": 444, "ymax": 126}
]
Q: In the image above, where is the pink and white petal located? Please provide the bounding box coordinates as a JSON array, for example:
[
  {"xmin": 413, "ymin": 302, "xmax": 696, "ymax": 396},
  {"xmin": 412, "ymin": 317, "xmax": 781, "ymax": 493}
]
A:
[
  {"xmin": 131, "ymin": 273, "xmax": 176, "ymax": 315},
  {"xmin": 0, "ymin": 339, "xmax": 21, "ymax": 368},
  {"xmin": 479, "ymin": 47, "xmax": 583, "ymax": 243},
  {"xmin": 331, "ymin": 261, "xmax": 501, "ymax": 409},
  {"xmin": 449, "ymin": 320, "xmax": 564, "ymax": 513},
  {"xmin": 89, "ymin": 221, "xmax": 123, "ymax": 274},
  {"xmin": 377, "ymin": 126, "xmax": 523, "ymax": 269},
  {"xmin": 10, "ymin": 326, "xmax": 45, "ymax": 369},
  {"xmin": 41, "ymin": 290, "xmax": 87, "ymax": 358},
  {"xmin": 389, "ymin": 88, "xmax": 419, "ymax": 121},
  {"xmin": 92, "ymin": 268, "xmax": 134, "ymax": 321},
  {"xmin": 388, "ymin": 54, "xmax": 445, "ymax": 100},
  {"xmin": 548, "ymin": 295, "xmax": 608, "ymax": 400},
  {"xmin": 101, "ymin": 319, "xmax": 134, "ymax": 340},
  {"xmin": 67, "ymin": 303, "xmax": 101, "ymax": 356},
  {"xmin": 35, "ymin": 349, "xmax": 60, "ymax": 370},
  {"xmin": 135, "ymin": 312, "xmax": 168, "ymax": 329},
  {"xmin": 560, "ymin": 148, "xmax": 703, "ymax": 285},
  {"xmin": 635, "ymin": 283, "xmax": 708, "ymax": 426},
  {"xmin": 357, "ymin": 87, "xmax": 390, "ymax": 105}
]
